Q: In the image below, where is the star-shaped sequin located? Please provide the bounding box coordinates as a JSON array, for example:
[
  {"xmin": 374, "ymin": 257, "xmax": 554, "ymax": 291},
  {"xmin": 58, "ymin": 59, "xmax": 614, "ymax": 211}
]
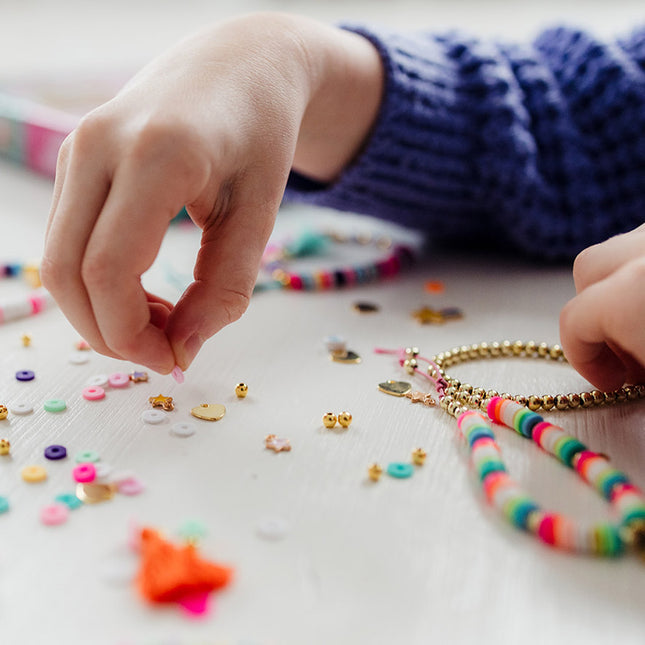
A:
[
  {"xmin": 411, "ymin": 306, "xmax": 445, "ymax": 324},
  {"xmin": 265, "ymin": 434, "xmax": 291, "ymax": 453},
  {"xmin": 149, "ymin": 394, "xmax": 174, "ymax": 411},
  {"xmin": 405, "ymin": 391, "xmax": 437, "ymax": 406},
  {"xmin": 131, "ymin": 371, "xmax": 149, "ymax": 383}
]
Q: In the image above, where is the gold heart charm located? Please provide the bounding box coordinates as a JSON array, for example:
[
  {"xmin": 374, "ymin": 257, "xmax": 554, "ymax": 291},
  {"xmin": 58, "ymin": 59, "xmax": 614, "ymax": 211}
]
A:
[
  {"xmin": 190, "ymin": 403, "xmax": 226, "ymax": 421},
  {"xmin": 378, "ymin": 380, "xmax": 412, "ymax": 397}
]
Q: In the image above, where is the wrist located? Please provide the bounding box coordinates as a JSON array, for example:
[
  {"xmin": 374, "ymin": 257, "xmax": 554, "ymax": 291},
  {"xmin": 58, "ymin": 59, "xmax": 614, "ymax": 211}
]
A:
[{"xmin": 291, "ymin": 21, "xmax": 385, "ymax": 183}]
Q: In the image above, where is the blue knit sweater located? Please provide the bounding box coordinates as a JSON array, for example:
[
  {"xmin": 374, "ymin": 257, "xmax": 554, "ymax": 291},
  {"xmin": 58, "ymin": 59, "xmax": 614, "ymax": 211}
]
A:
[{"xmin": 285, "ymin": 25, "xmax": 645, "ymax": 260}]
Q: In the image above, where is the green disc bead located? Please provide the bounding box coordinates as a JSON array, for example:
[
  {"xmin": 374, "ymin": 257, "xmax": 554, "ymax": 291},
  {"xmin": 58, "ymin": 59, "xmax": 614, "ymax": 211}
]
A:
[{"xmin": 44, "ymin": 399, "xmax": 67, "ymax": 413}]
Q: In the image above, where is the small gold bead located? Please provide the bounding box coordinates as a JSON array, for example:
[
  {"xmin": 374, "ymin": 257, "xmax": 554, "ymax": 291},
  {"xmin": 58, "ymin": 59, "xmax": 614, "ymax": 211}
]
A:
[
  {"xmin": 412, "ymin": 448, "xmax": 427, "ymax": 466},
  {"xmin": 447, "ymin": 400, "xmax": 461, "ymax": 417},
  {"xmin": 525, "ymin": 341, "xmax": 538, "ymax": 355},
  {"xmin": 625, "ymin": 385, "xmax": 638, "ymax": 401},
  {"xmin": 486, "ymin": 389, "xmax": 499, "ymax": 400},
  {"xmin": 404, "ymin": 346, "xmax": 420, "ymax": 357},
  {"xmin": 0, "ymin": 439, "xmax": 10, "ymax": 456},
  {"xmin": 580, "ymin": 392, "xmax": 594, "ymax": 408},
  {"xmin": 603, "ymin": 391, "xmax": 616, "ymax": 405},
  {"xmin": 472, "ymin": 388, "xmax": 486, "ymax": 399},
  {"xmin": 450, "ymin": 347, "xmax": 461, "ymax": 360},
  {"xmin": 440, "ymin": 396, "xmax": 451, "ymax": 410},
  {"xmin": 444, "ymin": 386, "xmax": 458, "ymax": 398},
  {"xmin": 615, "ymin": 388, "xmax": 627, "ymax": 403},
  {"xmin": 528, "ymin": 395, "xmax": 543, "ymax": 411},
  {"xmin": 512, "ymin": 340, "xmax": 525, "ymax": 356},
  {"xmin": 549, "ymin": 344, "xmax": 564, "ymax": 360},
  {"xmin": 490, "ymin": 341, "xmax": 502, "ymax": 357},
  {"xmin": 567, "ymin": 393, "xmax": 581, "ymax": 408},
  {"xmin": 478, "ymin": 342, "xmax": 490, "ymax": 357},
  {"xmin": 514, "ymin": 394, "xmax": 528, "ymax": 406},
  {"xmin": 501, "ymin": 340, "xmax": 513, "ymax": 356},
  {"xmin": 457, "ymin": 389, "xmax": 471, "ymax": 404},
  {"xmin": 591, "ymin": 390, "xmax": 605, "ymax": 406},
  {"xmin": 451, "ymin": 379, "xmax": 461, "ymax": 390},
  {"xmin": 555, "ymin": 394, "xmax": 569, "ymax": 410},
  {"xmin": 338, "ymin": 411, "xmax": 352, "ymax": 428},
  {"xmin": 459, "ymin": 383, "xmax": 474, "ymax": 395},
  {"xmin": 469, "ymin": 395, "xmax": 483, "ymax": 409},
  {"xmin": 537, "ymin": 342, "xmax": 549, "ymax": 358},
  {"xmin": 403, "ymin": 358, "xmax": 418, "ymax": 375},
  {"xmin": 21, "ymin": 333, "xmax": 32, "ymax": 347},
  {"xmin": 235, "ymin": 383, "xmax": 248, "ymax": 399},
  {"xmin": 468, "ymin": 344, "xmax": 480, "ymax": 358},
  {"xmin": 499, "ymin": 392, "xmax": 512, "ymax": 401},
  {"xmin": 459, "ymin": 345, "xmax": 470, "ymax": 360},
  {"xmin": 542, "ymin": 395, "xmax": 555, "ymax": 411},
  {"xmin": 0, "ymin": 405, "xmax": 7, "ymax": 421},
  {"xmin": 480, "ymin": 398, "xmax": 490, "ymax": 411},
  {"xmin": 323, "ymin": 413, "xmax": 337, "ymax": 429},
  {"xmin": 367, "ymin": 463, "xmax": 383, "ymax": 481}
]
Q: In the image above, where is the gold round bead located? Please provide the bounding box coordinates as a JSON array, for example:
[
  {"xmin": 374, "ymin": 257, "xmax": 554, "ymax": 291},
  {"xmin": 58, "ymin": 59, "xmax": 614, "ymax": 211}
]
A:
[
  {"xmin": 537, "ymin": 342, "xmax": 549, "ymax": 358},
  {"xmin": 580, "ymin": 392, "xmax": 594, "ymax": 408},
  {"xmin": 338, "ymin": 412, "xmax": 353, "ymax": 428},
  {"xmin": 0, "ymin": 405, "xmax": 7, "ymax": 421},
  {"xmin": 501, "ymin": 340, "xmax": 513, "ymax": 356},
  {"xmin": 478, "ymin": 342, "xmax": 490, "ymax": 357},
  {"xmin": 490, "ymin": 341, "xmax": 502, "ymax": 357},
  {"xmin": 542, "ymin": 395, "xmax": 555, "ymax": 411},
  {"xmin": 459, "ymin": 383, "xmax": 474, "ymax": 395},
  {"xmin": 472, "ymin": 387, "xmax": 486, "ymax": 399},
  {"xmin": 235, "ymin": 382, "xmax": 248, "ymax": 399},
  {"xmin": 525, "ymin": 341, "xmax": 538, "ymax": 355},
  {"xmin": 555, "ymin": 394, "xmax": 570, "ymax": 410},
  {"xmin": 485, "ymin": 389, "xmax": 499, "ymax": 400},
  {"xmin": 0, "ymin": 439, "xmax": 10, "ymax": 456},
  {"xmin": 567, "ymin": 393, "xmax": 581, "ymax": 408},
  {"xmin": 323, "ymin": 413, "xmax": 337, "ymax": 429},
  {"xmin": 512, "ymin": 340, "xmax": 525, "ymax": 356},
  {"xmin": 591, "ymin": 390, "xmax": 605, "ymax": 406},
  {"xmin": 405, "ymin": 346, "xmax": 420, "ymax": 358},
  {"xmin": 528, "ymin": 395, "xmax": 543, "ymax": 411},
  {"xmin": 625, "ymin": 385, "xmax": 638, "ymax": 401},
  {"xmin": 603, "ymin": 391, "xmax": 616, "ymax": 405},
  {"xmin": 514, "ymin": 394, "xmax": 528, "ymax": 406},
  {"xmin": 615, "ymin": 388, "xmax": 627, "ymax": 402},
  {"xmin": 403, "ymin": 358, "xmax": 418, "ymax": 374},
  {"xmin": 549, "ymin": 344, "xmax": 564, "ymax": 360},
  {"xmin": 469, "ymin": 344, "xmax": 480, "ymax": 358}
]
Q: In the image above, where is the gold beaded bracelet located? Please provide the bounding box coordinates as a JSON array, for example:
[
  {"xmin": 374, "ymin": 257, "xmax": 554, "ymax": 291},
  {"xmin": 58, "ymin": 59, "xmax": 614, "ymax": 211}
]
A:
[{"xmin": 401, "ymin": 340, "xmax": 645, "ymax": 414}]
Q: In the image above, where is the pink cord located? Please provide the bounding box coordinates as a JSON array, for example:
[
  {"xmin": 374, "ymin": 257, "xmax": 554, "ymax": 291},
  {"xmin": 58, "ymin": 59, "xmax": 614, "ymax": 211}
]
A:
[{"xmin": 374, "ymin": 347, "xmax": 448, "ymax": 397}]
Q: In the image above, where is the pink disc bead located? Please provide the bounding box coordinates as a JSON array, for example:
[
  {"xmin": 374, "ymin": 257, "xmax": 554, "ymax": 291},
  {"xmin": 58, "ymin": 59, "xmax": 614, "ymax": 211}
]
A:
[
  {"xmin": 82, "ymin": 386, "xmax": 105, "ymax": 401},
  {"xmin": 118, "ymin": 476, "xmax": 145, "ymax": 496},
  {"xmin": 171, "ymin": 365, "xmax": 184, "ymax": 384},
  {"xmin": 40, "ymin": 503, "xmax": 69, "ymax": 526},
  {"xmin": 108, "ymin": 372, "xmax": 130, "ymax": 388},
  {"xmin": 73, "ymin": 463, "xmax": 96, "ymax": 483}
]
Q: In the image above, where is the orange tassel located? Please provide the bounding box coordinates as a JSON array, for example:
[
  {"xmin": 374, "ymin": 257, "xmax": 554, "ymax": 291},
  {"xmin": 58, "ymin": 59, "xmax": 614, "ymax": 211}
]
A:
[{"xmin": 136, "ymin": 527, "xmax": 233, "ymax": 604}]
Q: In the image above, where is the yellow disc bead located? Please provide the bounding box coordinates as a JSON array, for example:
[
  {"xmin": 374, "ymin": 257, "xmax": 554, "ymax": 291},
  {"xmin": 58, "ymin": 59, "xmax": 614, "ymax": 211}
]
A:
[{"xmin": 22, "ymin": 465, "xmax": 47, "ymax": 483}]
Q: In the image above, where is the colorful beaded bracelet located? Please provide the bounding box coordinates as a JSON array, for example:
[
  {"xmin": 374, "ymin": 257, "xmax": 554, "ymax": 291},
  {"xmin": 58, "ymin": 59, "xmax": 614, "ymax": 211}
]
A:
[
  {"xmin": 254, "ymin": 229, "xmax": 418, "ymax": 292},
  {"xmin": 377, "ymin": 344, "xmax": 645, "ymax": 559},
  {"xmin": 0, "ymin": 262, "xmax": 53, "ymax": 325}
]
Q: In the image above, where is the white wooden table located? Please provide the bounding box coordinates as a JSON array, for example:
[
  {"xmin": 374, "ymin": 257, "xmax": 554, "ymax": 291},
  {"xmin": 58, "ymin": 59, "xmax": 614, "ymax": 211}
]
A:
[{"xmin": 1, "ymin": 3, "xmax": 644, "ymax": 644}]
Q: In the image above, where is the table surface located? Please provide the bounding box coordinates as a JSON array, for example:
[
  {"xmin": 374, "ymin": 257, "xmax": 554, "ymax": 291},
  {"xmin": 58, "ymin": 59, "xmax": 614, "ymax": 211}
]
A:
[{"xmin": 2, "ymin": 3, "xmax": 645, "ymax": 645}]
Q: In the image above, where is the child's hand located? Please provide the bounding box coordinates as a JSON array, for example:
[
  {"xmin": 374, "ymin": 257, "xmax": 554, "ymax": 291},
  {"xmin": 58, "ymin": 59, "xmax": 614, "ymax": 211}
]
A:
[
  {"xmin": 40, "ymin": 14, "xmax": 383, "ymax": 372},
  {"xmin": 560, "ymin": 224, "xmax": 645, "ymax": 391}
]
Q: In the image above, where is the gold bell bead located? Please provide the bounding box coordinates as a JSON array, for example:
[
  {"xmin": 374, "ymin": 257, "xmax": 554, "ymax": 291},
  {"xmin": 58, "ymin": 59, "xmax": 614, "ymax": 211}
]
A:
[
  {"xmin": 21, "ymin": 333, "xmax": 32, "ymax": 347},
  {"xmin": 0, "ymin": 439, "xmax": 10, "ymax": 456},
  {"xmin": 323, "ymin": 413, "xmax": 337, "ymax": 429},
  {"xmin": 235, "ymin": 383, "xmax": 248, "ymax": 399},
  {"xmin": 338, "ymin": 412, "xmax": 352, "ymax": 428},
  {"xmin": 367, "ymin": 463, "xmax": 383, "ymax": 481},
  {"xmin": 0, "ymin": 405, "xmax": 7, "ymax": 421},
  {"xmin": 412, "ymin": 448, "xmax": 427, "ymax": 466}
]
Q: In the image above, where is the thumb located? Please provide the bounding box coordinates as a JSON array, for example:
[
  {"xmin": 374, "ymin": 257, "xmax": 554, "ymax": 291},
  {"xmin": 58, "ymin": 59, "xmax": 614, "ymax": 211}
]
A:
[{"xmin": 166, "ymin": 198, "xmax": 277, "ymax": 370}]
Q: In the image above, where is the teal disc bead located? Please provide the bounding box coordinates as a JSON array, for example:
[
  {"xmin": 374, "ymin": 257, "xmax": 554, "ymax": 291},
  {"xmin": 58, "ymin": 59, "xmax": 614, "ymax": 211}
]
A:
[
  {"xmin": 75, "ymin": 450, "xmax": 100, "ymax": 463},
  {"xmin": 0, "ymin": 496, "xmax": 8, "ymax": 514},
  {"xmin": 44, "ymin": 399, "xmax": 67, "ymax": 413},
  {"xmin": 55, "ymin": 492, "xmax": 83, "ymax": 510},
  {"xmin": 387, "ymin": 462, "xmax": 414, "ymax": 479}
]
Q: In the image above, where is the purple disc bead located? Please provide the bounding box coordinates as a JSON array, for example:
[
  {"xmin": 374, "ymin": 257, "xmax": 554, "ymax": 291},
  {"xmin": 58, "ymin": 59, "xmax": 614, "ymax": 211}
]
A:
[
  {"xmin": 16, "ymin": 370, "xmax": 35, "ymax": 381},
  {"xmin": 44, "ymin": 444, "xmax": 67, "ymax": 460}
]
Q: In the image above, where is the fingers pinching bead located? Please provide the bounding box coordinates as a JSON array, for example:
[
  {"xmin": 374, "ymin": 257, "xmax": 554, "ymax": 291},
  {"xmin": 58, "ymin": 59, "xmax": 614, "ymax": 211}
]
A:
[
  {"xmin": 235, "ymin": 383, "xmax": 248, "ymax": 399},
  {"xmin": 367, "ymin": 463, "xmax": 383, "ymax": 481},
  {"xmin": 338, "ymin": 412, "xmax": 352, "ymax": 428},
  {"xmin": 323, "ymin": 413, "xmax": 337, "ymax": 429}
]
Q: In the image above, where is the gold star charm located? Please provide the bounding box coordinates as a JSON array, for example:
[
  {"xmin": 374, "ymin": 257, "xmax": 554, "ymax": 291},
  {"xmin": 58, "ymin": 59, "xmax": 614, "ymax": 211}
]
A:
[
  {"xmin": 411, "ymin": 306, "xmax": 445, "ymax": 324},
  {"xmin": 265, "ymin": 434, "xmax": 291, "ymax": 453},
  {"xmin": 149, "ymin": 394, "xmax": 174, "ymax": 411}
]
